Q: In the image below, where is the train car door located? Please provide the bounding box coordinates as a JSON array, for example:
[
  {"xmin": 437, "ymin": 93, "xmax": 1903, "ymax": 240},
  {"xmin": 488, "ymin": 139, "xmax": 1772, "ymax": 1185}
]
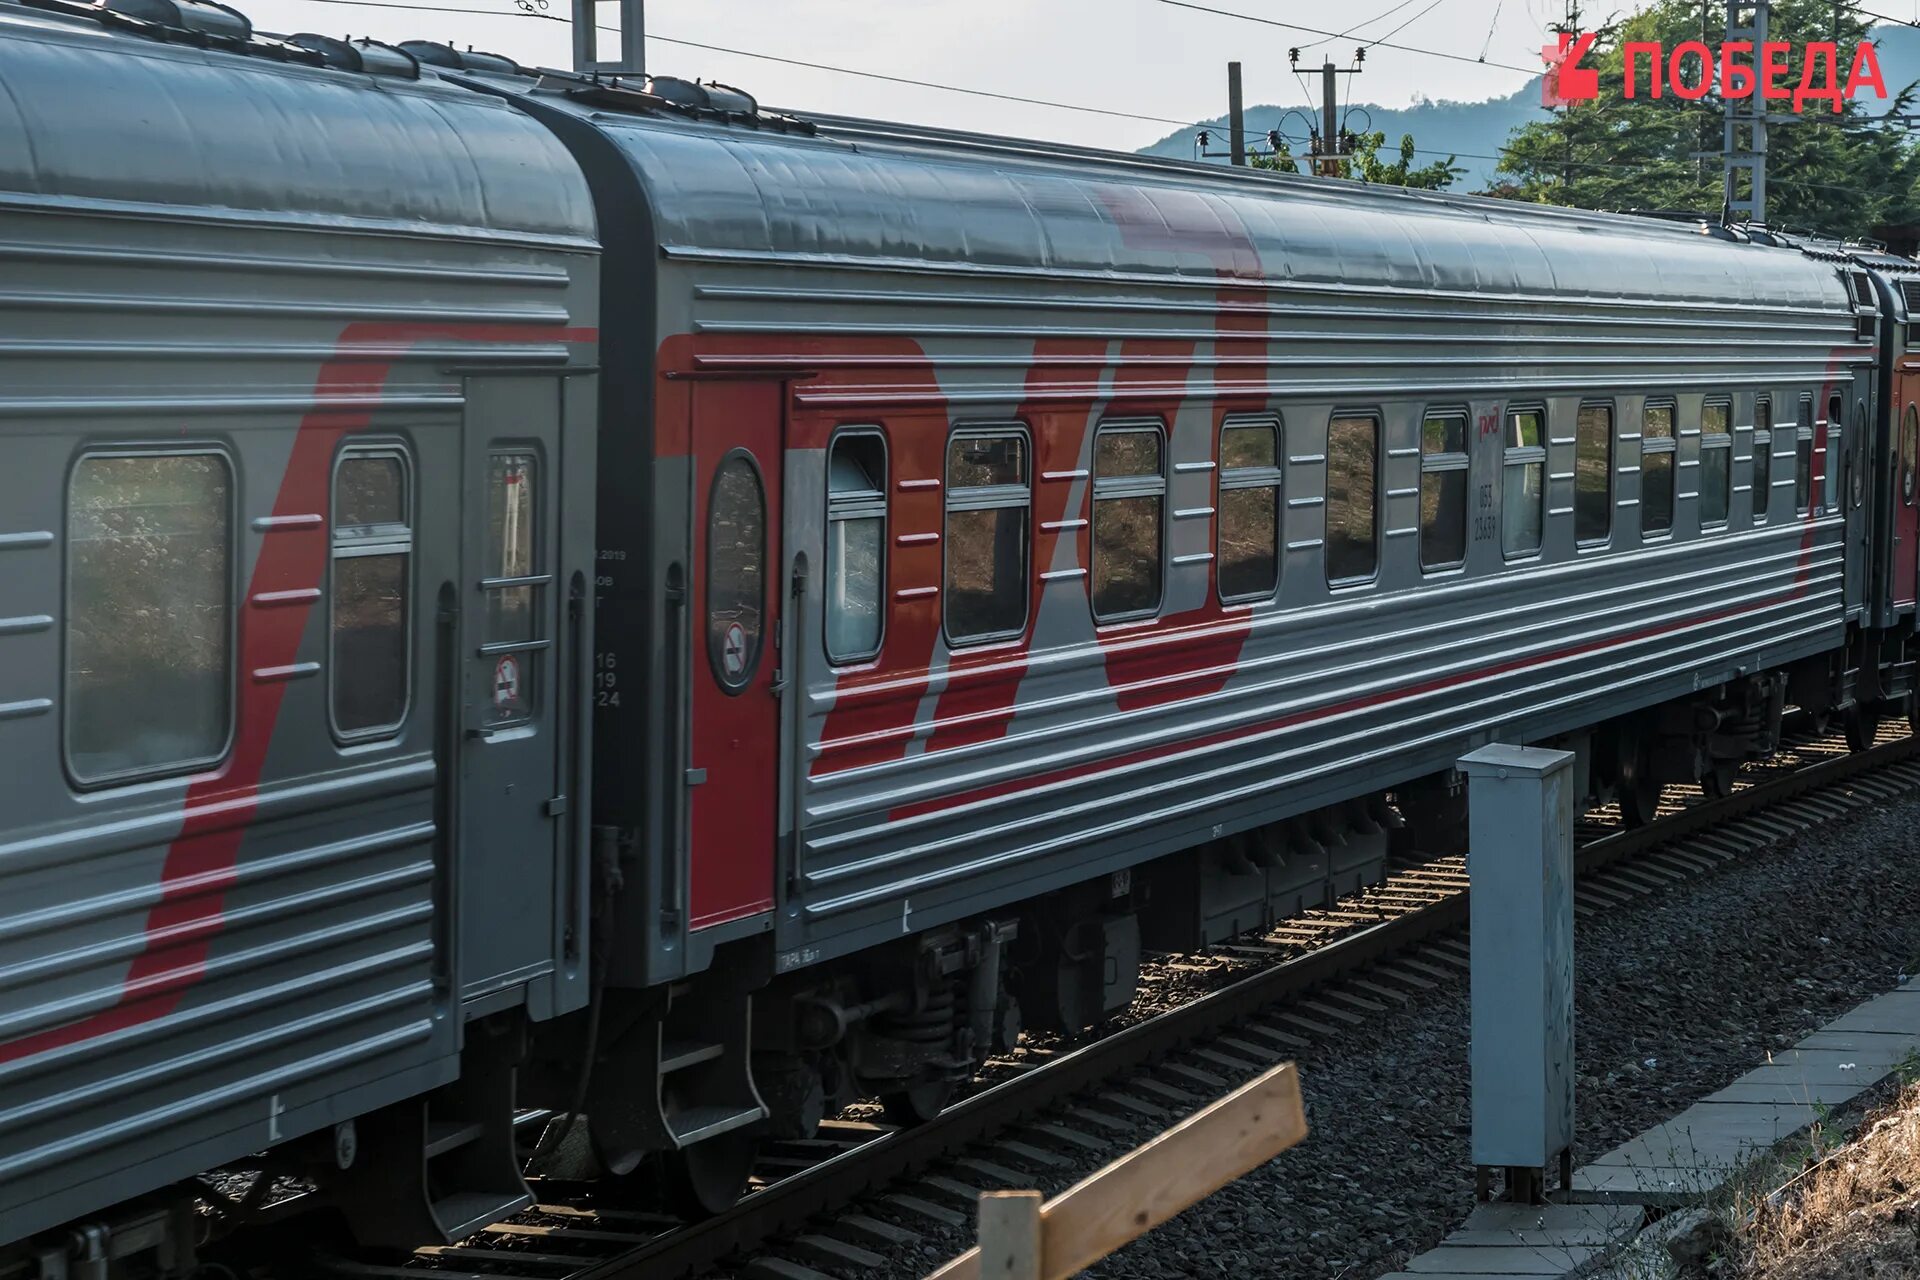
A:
[
  {"xmin": 1894, "ymin": 377, "xmax": 1920, "ymax": 612},
  {"xmin": 687, "ymin": 380, "xmax": 783, "ymax": 929},
  {"xmin": 458, "ymin": 375, "xmax": 566, "ymax": 1002}
]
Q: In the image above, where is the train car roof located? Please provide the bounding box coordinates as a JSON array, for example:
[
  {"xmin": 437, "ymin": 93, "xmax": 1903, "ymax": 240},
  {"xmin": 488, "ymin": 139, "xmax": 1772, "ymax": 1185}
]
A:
[
  {"xmin": 461, "ymin": 64, "xmax": 1849, "ymax": 316},
  {"xmin": 0, "ymin": 0, "xmax": 593, "ymax": 246}
]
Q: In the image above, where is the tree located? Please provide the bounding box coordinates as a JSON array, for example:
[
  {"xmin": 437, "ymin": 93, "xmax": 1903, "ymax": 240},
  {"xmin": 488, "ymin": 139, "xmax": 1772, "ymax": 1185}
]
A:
[
  {"xmin": 1251, "ymin": 130, "xmax": 1461, "ymax": 190},
  {"xmin": 1494, "ymin": 0, "xmax": 1920, "ymax": 237}
]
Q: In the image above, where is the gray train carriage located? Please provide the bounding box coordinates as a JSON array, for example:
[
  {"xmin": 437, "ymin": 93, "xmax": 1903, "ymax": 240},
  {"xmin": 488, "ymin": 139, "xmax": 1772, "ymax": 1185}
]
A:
[
  {"xmin": 0, "ymin": 2, "xmax": 597, "ymax": 1256},
  {"xmin": 445, "ymin": 56, "xmax": 1887, "ymax": 1204}
]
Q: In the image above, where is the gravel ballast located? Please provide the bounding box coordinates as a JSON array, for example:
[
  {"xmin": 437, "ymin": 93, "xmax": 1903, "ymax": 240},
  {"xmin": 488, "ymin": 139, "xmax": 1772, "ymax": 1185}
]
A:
[{"xmin": 783, "ymin": 786, "xmax": 1920, "ymax": 1280}]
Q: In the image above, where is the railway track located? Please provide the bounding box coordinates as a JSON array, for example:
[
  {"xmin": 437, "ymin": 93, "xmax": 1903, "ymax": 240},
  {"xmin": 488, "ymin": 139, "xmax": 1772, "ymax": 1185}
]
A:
[{"xmin": 310, "ymin": 723, "xmax": 1920, "ymax": 1280}]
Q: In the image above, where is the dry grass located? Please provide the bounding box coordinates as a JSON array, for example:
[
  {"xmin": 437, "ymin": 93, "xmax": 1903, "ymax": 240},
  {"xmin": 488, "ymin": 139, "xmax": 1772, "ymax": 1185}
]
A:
[{"xmin": 1726, "ymin": 1081, "xmax": 1920, "ymax": 1280}]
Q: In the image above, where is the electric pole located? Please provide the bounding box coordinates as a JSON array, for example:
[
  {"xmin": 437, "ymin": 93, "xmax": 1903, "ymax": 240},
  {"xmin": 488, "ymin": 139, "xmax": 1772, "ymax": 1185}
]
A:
[
  {"xmin": 1288, "ymin": 48, "xmax": 1363, "ymax": 177},
  {"xmin": 1228, "ymin": 61, "xmax": 1247, "ymax": 165},
  {"xmin": 572, "ymin": 0, "xmax": 643, "ymax": 76},
  {"xmin": 1722, "ymin": 0, "xmax": 1769, "ymax": 223}
]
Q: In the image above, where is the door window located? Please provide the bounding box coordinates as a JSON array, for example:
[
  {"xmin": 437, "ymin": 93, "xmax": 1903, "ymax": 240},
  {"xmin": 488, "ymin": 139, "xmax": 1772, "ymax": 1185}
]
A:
[
  {"xmin": 484, "ymin": 451, "xmax": 545, "ymax": 724},
  {"xmin": 707, "ymin": 452, "xmax": 767, "ymax": 690},
  {"xmin": 826, "ymin": 431, "xmax": 886, "ymax": 664},
  {"xmin": 332, "ymin": 448, "xmax": 411, "ymax": 738}
]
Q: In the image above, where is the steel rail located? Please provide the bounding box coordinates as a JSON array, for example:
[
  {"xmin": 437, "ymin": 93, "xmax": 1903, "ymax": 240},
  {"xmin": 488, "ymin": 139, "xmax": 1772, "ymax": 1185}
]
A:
[{"xmin": 577, "ymin": 729, "xmax": 1920, "ymax": 1280}]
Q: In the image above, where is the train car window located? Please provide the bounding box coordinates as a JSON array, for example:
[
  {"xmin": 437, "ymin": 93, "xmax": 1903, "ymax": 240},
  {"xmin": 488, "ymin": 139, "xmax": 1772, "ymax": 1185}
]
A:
[
  {"xmin": 1903, "ymin": 406, "xmax": 1919, "ymax": 507},
  {"xmin": 1797, "ymin": 395, "xmax": 1817, "ymax": 514},
  {"xmin": 1752, "ymin": 397, "xmax": 1772, "ymax": 520},
  {"xmin": 1856, "ymin": 402, "xmax": 1869, "ymax": 509},
  {"xmin": 1419, "ymin": 410, "xmax": 1469, "ymax": 570},
  {"xmin": 1642, "ymin": 402, "xmax": 1677, "ymax": 536},
  {"xmin": 944, "ymin": 430, "xmax": 1030, "ymax": 643},
  {"xmin": 1092, "ymin": 423, "xmax": 1166, "ymax": 619},
  {"xmin": 488, "ymin": 451, "xmax": 548, "ymax": 719},
  {"xmin": 66, "ymin": 451, "xmax": 233, "ymax": 783},
  {"xmin": 1326, "ymin": 412, "xmax": 1380, "ymax": 583},
  {"xmin": 1502, "ymin": 407, "xmax": 1547, "ymax": 558},
  {"xmin": 706, "ymin": 452, "xmax": 765, "ymax": 691},
  {"xmin": 825, "ymin": 431, "xmax": 887, "ymax": 664},
  {"xmin": 1700, "ymin": 399, "xmax": 1732, "ymax": 528},
  {"xmin": 1575, "ymin": 403, "xmax": 1613, "ymax": 544},
  {"xmin": 331, "ymin": 448, "xmax": 412, "ymax": 738},
  {"xmin": 1218, "ymin": 417, "xmax": 1282, "ymax": 603}
]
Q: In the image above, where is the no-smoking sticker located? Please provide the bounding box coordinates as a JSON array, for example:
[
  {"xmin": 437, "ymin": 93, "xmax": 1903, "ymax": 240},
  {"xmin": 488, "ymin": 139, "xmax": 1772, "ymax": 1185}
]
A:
[
  {"xmin": 721, "ymin": 622, "xmax": 748, "ymax": 679},
  {"xmin": 493, "ymin": 654, "xmax": 521, "ymax": 708}
]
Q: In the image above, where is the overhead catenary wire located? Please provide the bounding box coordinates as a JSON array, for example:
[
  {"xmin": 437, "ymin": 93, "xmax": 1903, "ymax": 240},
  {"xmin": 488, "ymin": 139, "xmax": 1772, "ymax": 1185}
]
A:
[
  {"xmin": 277, "ymin": 0, "xmax": 1902, "ymax": 202},
  {"xmin": 1154, "ymin": 0, "xmax": 1541, "ymax": 74},
  {"xmin": 273, "ymin": 0, "xmax": 1207, "ymax": 127}
]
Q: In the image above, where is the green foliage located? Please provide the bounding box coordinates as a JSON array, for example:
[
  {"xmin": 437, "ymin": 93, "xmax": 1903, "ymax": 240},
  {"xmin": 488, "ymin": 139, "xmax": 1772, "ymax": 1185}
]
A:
[
  {"xmin": 1250, "ymin": 129, "xmax": 1460, "ymax": 190},
  {"xmin": 1495, "ymin": 0, "xmax": 1920, "ymax": 237}
]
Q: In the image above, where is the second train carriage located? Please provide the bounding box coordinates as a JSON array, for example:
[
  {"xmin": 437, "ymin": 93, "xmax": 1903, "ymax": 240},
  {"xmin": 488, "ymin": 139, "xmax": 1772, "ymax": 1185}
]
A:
[{"xmin": 446, "ymin": 58, "xmax": 1897, "ymax": 1203}]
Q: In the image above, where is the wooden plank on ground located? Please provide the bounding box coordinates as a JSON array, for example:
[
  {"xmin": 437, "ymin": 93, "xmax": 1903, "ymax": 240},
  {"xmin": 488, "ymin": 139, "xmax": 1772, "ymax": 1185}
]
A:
[{"xmin": 927, "ymin": 1063, "xmax": 1306, "ymax": 1280}]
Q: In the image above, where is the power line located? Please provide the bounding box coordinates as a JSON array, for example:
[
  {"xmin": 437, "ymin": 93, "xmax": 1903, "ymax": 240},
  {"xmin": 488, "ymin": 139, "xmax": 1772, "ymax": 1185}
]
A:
[
  {"xmin": 1153, "ymin": 0, "xmax": 1541, "ymax": 74},
  {"xmin": 278, "ymin": 0, "xmax": 1207, "ymax": 127}
]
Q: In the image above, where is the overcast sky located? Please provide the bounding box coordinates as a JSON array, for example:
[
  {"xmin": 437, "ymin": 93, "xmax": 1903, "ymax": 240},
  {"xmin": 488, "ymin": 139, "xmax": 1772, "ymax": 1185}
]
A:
[{"xmin": 233, "ymin": 0, "xmax": 1623, "ymax": 151}]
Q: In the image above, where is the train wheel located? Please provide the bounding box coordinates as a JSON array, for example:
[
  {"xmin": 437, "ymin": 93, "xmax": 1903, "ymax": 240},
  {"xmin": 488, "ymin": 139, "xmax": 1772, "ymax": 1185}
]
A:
[
  {"xmin": 1699, "ymin": 759, "xmax": 1739, "ymax": 798},
  {"xmin": 660, "ymin": 1130, "xmax": 759, "ymax": 1219},
  {"xmin": 1846, "ymin": 703, "xmax": 1879, "ymax": 753},
  {"xmin": 879, "ymin": 1081, "xmax": 953, "ymax": 1127},
  {"xmin": 1615, "ymin": 749, "xmax": 1662, "ymax": 828}
]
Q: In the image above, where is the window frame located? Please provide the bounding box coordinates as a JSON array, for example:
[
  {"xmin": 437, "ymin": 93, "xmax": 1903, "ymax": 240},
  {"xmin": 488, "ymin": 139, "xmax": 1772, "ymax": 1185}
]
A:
[
  {"xmin": 1090, "ymin": 418, "xmax": 1169, "ymax": 623},
  {"xmin": 1502, "ymin": 403, "xmax": 1549, "ymax": 560},
  {"xmin": 1216, "ymin": 413, "xmax": 1283, "ymax": 605},
  {"xmin": 704, "ymin": 446, "xmax": 767, "ymax": 696},
  {"xmin": 328, "ymin": 441, "xmax": 415, "ymax": 744},
  {"xmin": 1573, "ymin": 399, "xmax": 1615, "ymax": 548},
  {"xmin": 1640, "ymin": 398, "xmax": 1678, "ymax": 540},
  {"xmin": 823, "ymin": 427, "xmax": 889, "ymax": 666},
  {"xmin": 1902, "ymin": 405, "xmax": 1919, "ymax": 509},
  {"xmin": 64, "ymin": 443, "xmax": 238, "ymax": 788},
  {"xmin": 1752, "ymin": 395, "xmax": 1772, "ymax": 522},
  {"xmin": 1418, "ymin": 406, "xmax": 1471, "ymax": 573},
  {"xmin": 1699, "ymin": 396, "xmax": 1734, "ymax": 531},
  {"xmin": 481, "ymin": 444, "xmax": 552, "ymax": 723},
  {"xmin": 1798, "ymin": 394, "xmax": 1819, "ymax": 516},
  {"xmin": 942, "ymin": 423, "xmax": 1033, "ymax": 647},
  {"xmin": 1325, "ymin": 408, "xmax": 1383, "ymax": 587}
]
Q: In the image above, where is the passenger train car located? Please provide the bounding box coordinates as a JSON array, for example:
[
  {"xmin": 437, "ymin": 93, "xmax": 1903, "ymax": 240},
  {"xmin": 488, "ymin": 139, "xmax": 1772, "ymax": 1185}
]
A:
[{"xmin": 2, "ymin": 0, "xmax": 1917, "ymax": 1264}]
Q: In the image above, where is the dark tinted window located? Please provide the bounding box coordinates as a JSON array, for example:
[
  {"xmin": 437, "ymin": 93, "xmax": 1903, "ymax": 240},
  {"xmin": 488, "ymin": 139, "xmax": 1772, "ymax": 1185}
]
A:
[
  {"xmin": 945, "ymin": 431, "xmax": 1029, "ymax": 643},
  {"xmin": 1092, "ymin": 425, "xmax": 1165, "ymax": 619},
  {"xmin": 1642, "ymin": 403, "xmax": 1676, "ymax": 536},
  {"xmin": 826, "ymin": 432, "xmax": 886, "ymax": 663},
  {"xmin": 1420, "ymin": 411, "xmax": 1469, "ymax": 570},
  {"xmin": 1575, "ymin": 403, "xmax": 1612, "ymax": 543},
  {"xmin": 1218, "ymin": 419, "xmax": 1281, "ymax": 602},
  {"xmin": 707, "ymin": 454, "xmax": 765, "ymax": 689},
  {"xmin": 1700, "ymin": 401, "xmax": 1732, "ymax": 527},
  {"xmin": 1752, "ymin": 397, "xmax": 1772, "ymax": 519},
  {"xmin": 68, "ymin": 453, "xmax": 232, "ymax": 781},
  {"xmin": 332, "ymin": 450, "xmax": 411, "ymax": 737},
  {"xmin": 1904, "ymin": 406, "xmax": 1918, "ymax": 507},
  {"xmin": 1503, "ymin": 408, "xmax": 1546, "ymax": 557},
  {"xmin": 1326, "ymin": 414, "xmax": 1378, "ymax": 582}
]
